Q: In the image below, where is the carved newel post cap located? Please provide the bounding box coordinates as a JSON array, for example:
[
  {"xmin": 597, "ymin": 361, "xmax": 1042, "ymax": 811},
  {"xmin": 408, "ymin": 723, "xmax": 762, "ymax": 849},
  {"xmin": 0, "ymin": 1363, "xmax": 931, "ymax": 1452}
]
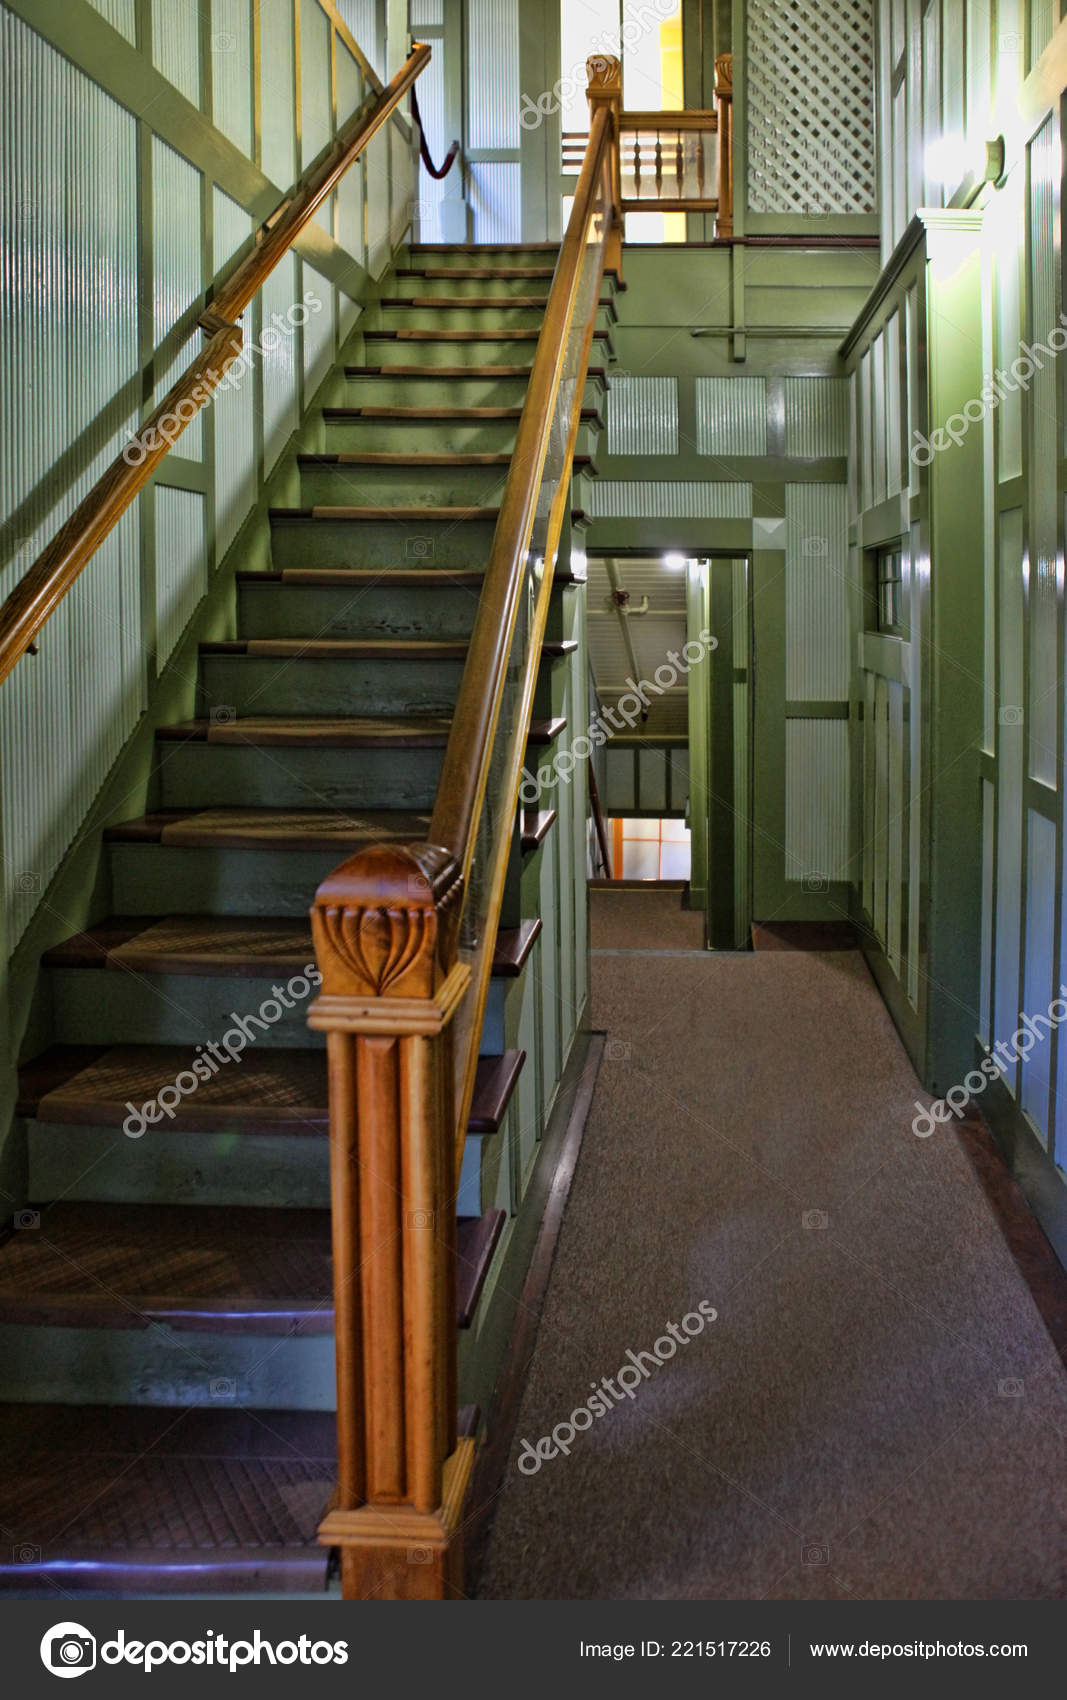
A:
[{"xmin": 312, "ymin": 843, "xmax": 463, "ymax": 1001}]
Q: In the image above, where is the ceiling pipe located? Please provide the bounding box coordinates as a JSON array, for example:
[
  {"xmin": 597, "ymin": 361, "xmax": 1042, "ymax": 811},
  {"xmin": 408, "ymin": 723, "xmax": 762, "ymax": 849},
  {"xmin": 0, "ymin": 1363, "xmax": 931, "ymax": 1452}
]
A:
[{"xmin": 603, "ymin": 557, "xmax": 650, "ymax": 723}]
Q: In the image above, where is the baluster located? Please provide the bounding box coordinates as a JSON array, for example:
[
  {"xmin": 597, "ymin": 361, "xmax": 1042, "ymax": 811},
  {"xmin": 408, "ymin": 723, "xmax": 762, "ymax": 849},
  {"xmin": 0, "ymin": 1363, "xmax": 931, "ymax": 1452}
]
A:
[
  {"xmin": 633, "ymin": 130, "xmax": 641, "ymax": 198},
  {"xmin": 696, "ymin": 126, "xmax": 706, "ymax": 200},
  {"xmin": 676, "ymin": 130, "xmax": 684, "ymax": 198},
  {"xmin": 654, "ymin": 129, "xmax": 663, "ymax": 197}
]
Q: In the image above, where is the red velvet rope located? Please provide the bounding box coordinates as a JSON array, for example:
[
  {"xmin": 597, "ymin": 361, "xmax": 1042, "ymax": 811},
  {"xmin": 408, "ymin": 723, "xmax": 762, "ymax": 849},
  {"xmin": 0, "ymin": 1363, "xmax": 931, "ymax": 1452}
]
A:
[{"xmin": 410, "ymin": 81, "xmax": 460, "ymax": 180}]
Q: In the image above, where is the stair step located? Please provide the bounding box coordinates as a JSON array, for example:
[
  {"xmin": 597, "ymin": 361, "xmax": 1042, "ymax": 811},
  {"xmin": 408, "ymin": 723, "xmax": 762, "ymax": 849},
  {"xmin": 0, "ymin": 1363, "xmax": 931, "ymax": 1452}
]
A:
[
  {"xmin": 492, "ymin": 918, "xmax": 543, "ymax": 976},
  {"xmin": 294, "ymin": 453, "xmax": 596, "ymax": 509},
  {"xmin": 521, "ymin": 810, "xmax": 557, "ymax": 852},
  {"xmin": 156, "ymin": 715, "xmax": 565, "ymax": 749},
  {"xmin": 17, "ymin": 1043, "xmax": 524, "ymax": 1138},
  {"xmin": 0, "ymin": 1404, "xmax": 336, "ymax": 1593},
  {"xmin": 104, "ymin": 807, "xmax": 430, "ymax": 851},
  {"xmin": 46, "ymin": 914, "xmax": 543, "ymax": 983},
  {"xmin": 0, "ymin": 1201, "xmax": 506, "ymax": 1334},
  {"xmin": 330, "ymin": 405, "xmax": 601, "ymax": 422},
  {"xmin": 396, "ymin": 266, "xmax": 558, "ymax": 279},
  {"xmin": 200, "ymin": 638, "xmax": 469, "ymax": 660},
  {"xmin": 380, "ymin": 293, "xmax": 618, "ymax": 323},
  {"xmin": 269, "ymin": 505, "xmax": 500, "ymax": 570}
]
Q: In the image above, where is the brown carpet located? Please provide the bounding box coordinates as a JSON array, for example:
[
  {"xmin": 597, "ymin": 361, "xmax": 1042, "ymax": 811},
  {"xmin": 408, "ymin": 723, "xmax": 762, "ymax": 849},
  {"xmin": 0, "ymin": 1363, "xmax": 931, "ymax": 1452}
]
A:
[
  {"xmin": 477, "ymin": 949, "xmax": 1067, "ymax": 1599},
  {"xmin": 590, "ymin": 886, "xmax": 706, "ymax": 951}
]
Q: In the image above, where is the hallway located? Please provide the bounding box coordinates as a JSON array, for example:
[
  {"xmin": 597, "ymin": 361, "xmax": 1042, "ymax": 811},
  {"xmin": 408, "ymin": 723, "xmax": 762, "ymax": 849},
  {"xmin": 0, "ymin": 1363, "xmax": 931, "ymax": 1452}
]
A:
[{"xmin": 480, "ymin": 895, "xmax": 1067, "ymax": 1599}]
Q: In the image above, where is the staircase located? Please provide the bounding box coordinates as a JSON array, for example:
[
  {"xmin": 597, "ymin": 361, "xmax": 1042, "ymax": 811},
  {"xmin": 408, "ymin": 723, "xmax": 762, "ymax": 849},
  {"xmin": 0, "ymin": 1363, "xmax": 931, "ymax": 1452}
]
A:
[{"xmin": 0, "ymin": 245, "xmax": 615, "ymax": 1595}]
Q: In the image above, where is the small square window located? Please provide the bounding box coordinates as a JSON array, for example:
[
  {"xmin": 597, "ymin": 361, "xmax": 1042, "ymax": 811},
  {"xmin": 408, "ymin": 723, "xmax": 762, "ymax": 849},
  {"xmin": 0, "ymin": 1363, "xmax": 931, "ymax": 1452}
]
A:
[{"xmin": 876, "ymin": 546, "xmax": 906, "ymax": 636}]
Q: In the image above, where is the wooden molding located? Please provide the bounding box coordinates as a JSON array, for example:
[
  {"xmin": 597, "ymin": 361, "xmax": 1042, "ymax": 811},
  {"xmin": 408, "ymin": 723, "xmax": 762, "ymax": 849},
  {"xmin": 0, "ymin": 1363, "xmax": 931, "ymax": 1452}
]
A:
[{"xmin": 312, "ymin": 843, "xmax": 463, "ymax": 1001}]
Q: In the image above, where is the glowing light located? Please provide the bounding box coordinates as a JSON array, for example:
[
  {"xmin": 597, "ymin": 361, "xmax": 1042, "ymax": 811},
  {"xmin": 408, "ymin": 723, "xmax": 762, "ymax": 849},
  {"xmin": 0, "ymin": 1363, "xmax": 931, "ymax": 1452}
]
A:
[{"xmin": 662, "ymin": 552, "xmax": 687, "ymax": 570}]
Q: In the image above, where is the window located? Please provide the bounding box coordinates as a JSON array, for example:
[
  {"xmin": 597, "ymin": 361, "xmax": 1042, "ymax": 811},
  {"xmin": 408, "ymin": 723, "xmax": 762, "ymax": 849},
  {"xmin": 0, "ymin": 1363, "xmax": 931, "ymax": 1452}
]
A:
[
  {"xmin": 610, "ymin": 817, "xmax": 691, "ymax": 880},
  {"xmin": 875, "ymin": 545, "xmax": 906, "ymax": 635}
]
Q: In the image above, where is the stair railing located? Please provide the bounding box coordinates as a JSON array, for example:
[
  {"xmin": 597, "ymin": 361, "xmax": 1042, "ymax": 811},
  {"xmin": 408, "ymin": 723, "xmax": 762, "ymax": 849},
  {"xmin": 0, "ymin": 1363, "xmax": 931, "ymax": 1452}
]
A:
[
  {"xmin": 308, "ymin": 54, "xmax": 623, "ymax": 1601},
  {"xmin": 0, "ymin": 42, "xmax": 433, "ymax": 690}
]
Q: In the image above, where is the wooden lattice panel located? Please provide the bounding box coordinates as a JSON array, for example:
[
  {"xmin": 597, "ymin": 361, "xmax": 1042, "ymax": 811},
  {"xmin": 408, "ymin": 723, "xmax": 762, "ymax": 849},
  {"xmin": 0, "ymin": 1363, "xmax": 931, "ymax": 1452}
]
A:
[{"xmin": 746, "ymin": 0, "xmax": 876, "ymax": 216}]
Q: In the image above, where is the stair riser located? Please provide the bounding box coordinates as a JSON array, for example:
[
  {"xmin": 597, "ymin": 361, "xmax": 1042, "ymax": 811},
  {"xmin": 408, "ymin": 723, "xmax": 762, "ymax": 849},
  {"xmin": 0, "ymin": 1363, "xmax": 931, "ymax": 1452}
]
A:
[
  {"xmin": 0, "ymin": 1325, "xmax": 336, "ymax": 1409},
  {"xmin": 375, "ymin": 304, "xmax": 613, "ymax": 332},
  {"xmin": 29, "ymin": 1124, "xmax": 331, "ymax": 1208},
  {"xmin": 344, "ymin": 375, "xmax": 531, "ymax": 407},
  {"xmin": 321, "ymin": 419, "xmax": 600, "ymax": 455},
  {"xmin": 393, "ymin": 275, "xmax": 554, "ymax": 298},
  {"xmin": 237, "ymin": 582, "xmax": 482, "ymax": 640},
  {"xmin": 297, "ymin": 464, "xmax": 509, "ymax": 506},
  {"xmin": 47, "ymin": 969, "xmax": 327, "ymax": 1049},
  {"xmin": 200, "ymin": 655, "xmax": 467, "ymax": 718},
  {"xmin": 409, "ymin": 248, "xmax": 561, "ymax": 268},
  {"xmin": 158, "ymin": 745, "xmax": 442, "ymax": 811},
  {"xmin": 109, "ymin": 846, "xmax": 377, "ymax": 916},
  {"xmin": 364, "ymin": 336, "xmax": 614, "ymax": 367},
  {"xmin": 270, "ymin": 515, "xmax": 499, "ymax": 570}
]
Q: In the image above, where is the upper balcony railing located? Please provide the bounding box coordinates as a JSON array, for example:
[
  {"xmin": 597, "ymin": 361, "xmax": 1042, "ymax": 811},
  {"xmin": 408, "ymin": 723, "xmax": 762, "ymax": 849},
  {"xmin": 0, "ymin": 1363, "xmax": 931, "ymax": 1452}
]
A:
[{"xmin": 562, "ymin": 52, "xmax": 732, "ymax": 235}]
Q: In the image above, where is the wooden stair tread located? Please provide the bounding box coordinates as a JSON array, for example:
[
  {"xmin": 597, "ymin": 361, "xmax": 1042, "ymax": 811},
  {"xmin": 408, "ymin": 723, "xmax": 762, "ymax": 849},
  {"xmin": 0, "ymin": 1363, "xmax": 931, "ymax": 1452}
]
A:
[
  {"xmin": 200, "ymin": 638, "xmax": 469, "ymax": 660},
  {"xmin": 542, "ymin": 640, "xmax": 579, "ymax": 658},
  {"xmin": 0, "ymin": 1404, "xmax": 336, "ymax": 1591},
  {"xmin": 365, "ymin": 328, "xmax": 613, "ymax": 343},
  {"xmin": 47, "ymin": 914, "xmax": 542, "ymax": 982},
  {"xmin": 272, "ymin": 504, "xmax": 499, "ymax": 522},
  {"xmin": 237, "ymin": 567, "xmax": 587, "ymax": 588},
  {"xmin": 492, "ymin": 919, "xmax": 543, "ymax": 977},
  {"xmin": 382, "ymin": 294, "xmax": 552, "ymax": 308},
  {"xmin": 104, "ymin": 807, "xmax": 431, "ymax": 851},
  {"xmin": 456, "ymin": 1209, "xmax": 506, "ymax": 1329},
  {"xmin": 327, "ymin": 405, "xmax": 602, "ymax": 422},
  {"xmin": 298, "ymin": 452, "xmax": 595, "ymax": 469},
  {"xmin": 18, "ymin": 1042, "xmax": 524, "ymax": 1136},
  {"xmin": 0, "ymin": 1200, "xmax": 505, "ymax": 1333},
  {"xmin": 157, "ymin": 716, "xmax": 566, "ymax": 748},
  {"xmin": 521, "ymin": 810, "xmax": 557, "ymax": 852},
  {"xmin": 344, "ymin": 363, "xmax": 608, "ymax": 380}
]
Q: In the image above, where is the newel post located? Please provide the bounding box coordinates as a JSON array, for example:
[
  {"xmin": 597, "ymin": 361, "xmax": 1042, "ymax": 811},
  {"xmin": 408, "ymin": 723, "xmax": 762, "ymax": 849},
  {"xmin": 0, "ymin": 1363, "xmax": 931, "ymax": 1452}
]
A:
[
  {"xmin": 309, "ymin": 842, "xmax": 472, "ymax": 1601},
  {"xmin": 586, "ymin": 54, "xmax": 623, "ymax": 275},
  {"xmin": 715, "ymin": 53, "xmax": 733, "ymax": 238}
]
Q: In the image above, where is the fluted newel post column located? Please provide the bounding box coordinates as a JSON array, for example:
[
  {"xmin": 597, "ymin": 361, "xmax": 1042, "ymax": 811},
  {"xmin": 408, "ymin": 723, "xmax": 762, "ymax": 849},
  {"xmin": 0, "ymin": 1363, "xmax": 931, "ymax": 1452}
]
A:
[
  {"xmin": 586, "ymin": 54, "xmax": 623, "ymax": 276},
  {"xmin": 715, "ymin": 53, "xmax": 733, "ymax": 238},
  {"xmin": 309, "ymin": 843, "xmax": 472, "ymax": 1601}
]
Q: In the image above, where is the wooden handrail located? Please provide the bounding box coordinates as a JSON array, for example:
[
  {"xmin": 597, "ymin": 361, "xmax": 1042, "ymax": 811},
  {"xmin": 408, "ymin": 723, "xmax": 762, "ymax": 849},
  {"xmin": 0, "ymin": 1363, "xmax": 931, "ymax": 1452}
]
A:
[{"xmin": 0, "ymin": 42, "xmax": 431, "ymax": 691}]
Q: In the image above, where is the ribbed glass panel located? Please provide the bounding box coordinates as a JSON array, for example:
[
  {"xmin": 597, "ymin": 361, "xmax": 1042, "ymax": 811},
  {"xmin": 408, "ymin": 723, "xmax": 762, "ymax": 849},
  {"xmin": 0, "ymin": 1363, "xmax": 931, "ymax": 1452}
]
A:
[
  {"xmin": 0, "ymin": 13, "xmax": 141, "ymax": 944},
  {"xmin": 467, "ymin": 0, "xmax": 520, "ymax": 149},
  {"xmin": 1031, "ymin": 0, "xmax": 1056, "ymax": 66},
  {"xmin": 607, "ymin": 376, "xmax": 678, "ymax": 456},
  {"xmin": 153, "ymin": 0, "xmax": 200, "ymax": 107},
  {"xmin": 214, "ymin": 347, "xmax": 255, "ymax": 558},
  {"xmin": 336, "ymin": 40, "xmax": 365, "ymax": 126},
  {"xmin": 994, "ymin": 506, "xmax": 1025, "ymax": 1085},
  {"xmin": 1027, "ymin": 115, "xmax": 1058, "ymax": 787},
  {"xmin": 414, "ymin": 48, "xmax": 447, "ymax": 243},
  {"xmin": 155, "ymin": 487, "xmax": 206, "ymax": 669},
  {"xmin": 336, "ymin": 0, "xmax": 384, "ymax": 78},
  {"xmin": 783, "ymin": 377, "xmax": 849, "ymax": 457},
  {"xmin": 211, "ymin": 0, "xmax": 253, "ymax": 158},
  {"xmin": 389, "ymin": 122, "xmax": 417, "ymax": 249},
  {"xmin": 213, "ymin": 185, "xmax": 252, "ymax": 272},
  {"xmin": 695, "ymin": 378, "xmax": 766, "ymax": 456},
  {"xmin": 1021, "ymin": 810, "xmax": 1056, "ymax": 1140},
  {"xmin": 87, "ymin": 0, "xmax": 137, "ymax": 42},
  {"xmin": 411, "ymin": 0, "xmax": 444, "ymax": 23},
  {"xmin": 470, "ymin": 162, "xmax": 522, "ymax": 243},
  {"xmin": 261, "ymin": 252, "xmax": 300, "ymax": 470},
  {"xmin": 153, "ymin": 353, "xmax": 203, "ymax": 460},
  {"xmin": 785, "ymin": 485, "xmax": 850, "ymax": 699},
  {"xmin": 260, "ymin": 0, "xmax": 296, "ymax": 187},
  {"xmin": 153, "ymin": 138, "xmax": 202, "ymax": 341},
  {"xmin": 785, "ymin": 720, "xmax": 849, "ymax": 881},
  {"xmin": 587, "ymin": 482, "xmax": 753, "ymax": 519},
  {"xmin": 366, "ymin": 129, "xmax": 393, "ymax": 275},
  {"xmin": 302, "ymin": 263, "xmax": 335, "ymax": 398},
  {"xmin": 301, "ymin": 0, "xmax": 332, "ymax": 169}
]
